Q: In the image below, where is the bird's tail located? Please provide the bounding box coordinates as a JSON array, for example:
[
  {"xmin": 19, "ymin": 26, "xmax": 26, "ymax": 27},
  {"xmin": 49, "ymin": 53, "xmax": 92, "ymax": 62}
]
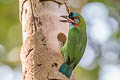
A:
[{"xmin": 59, "ymin": 62, "xmax": 74, "ymax": 78}]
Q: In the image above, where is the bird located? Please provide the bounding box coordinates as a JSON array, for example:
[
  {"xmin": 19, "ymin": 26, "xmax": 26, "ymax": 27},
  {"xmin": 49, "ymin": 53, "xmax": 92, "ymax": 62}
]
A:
[{"xmin": 59, "ymin": 12, "xmax": 87, "ymax": 78}]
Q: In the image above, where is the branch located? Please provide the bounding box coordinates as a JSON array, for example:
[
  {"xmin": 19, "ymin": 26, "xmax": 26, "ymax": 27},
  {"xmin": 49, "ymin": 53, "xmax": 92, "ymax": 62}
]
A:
[{"xmin": 19, "ymin": 0, "xmax": 75, "ymax": 80}]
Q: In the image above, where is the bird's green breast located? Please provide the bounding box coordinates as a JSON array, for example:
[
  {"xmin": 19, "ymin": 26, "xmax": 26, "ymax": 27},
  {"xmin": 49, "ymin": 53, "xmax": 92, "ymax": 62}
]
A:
[{"xmin": 67, "ymin": 26, "xmax": 87, "ymax": 64}]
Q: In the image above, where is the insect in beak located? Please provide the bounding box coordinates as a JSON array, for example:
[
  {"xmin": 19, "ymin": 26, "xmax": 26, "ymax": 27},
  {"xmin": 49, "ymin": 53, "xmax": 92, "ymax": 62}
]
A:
[{"xmin": 59, "ymin": 15, "xmax": 74, "ymax": 23}]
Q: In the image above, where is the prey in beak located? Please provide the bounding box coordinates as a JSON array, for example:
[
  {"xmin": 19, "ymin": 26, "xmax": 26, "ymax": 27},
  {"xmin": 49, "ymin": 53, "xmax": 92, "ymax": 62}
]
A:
[{"xmin": 59, "ymin": 15, "xmax": 74, "ymax": 23}]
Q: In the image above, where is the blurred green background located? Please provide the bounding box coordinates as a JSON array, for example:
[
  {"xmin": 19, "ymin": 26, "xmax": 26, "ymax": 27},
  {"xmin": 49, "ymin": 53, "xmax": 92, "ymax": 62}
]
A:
[{"xmin": 0, "ymin": 0, "xmax": 120, "ymax": 80}]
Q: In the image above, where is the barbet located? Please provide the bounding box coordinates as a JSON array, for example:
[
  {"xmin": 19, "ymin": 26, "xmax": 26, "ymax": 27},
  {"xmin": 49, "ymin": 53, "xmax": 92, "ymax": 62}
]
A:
[{"xmin": 59, "ymin": 12, "xmax": 87, "ymax": 78}]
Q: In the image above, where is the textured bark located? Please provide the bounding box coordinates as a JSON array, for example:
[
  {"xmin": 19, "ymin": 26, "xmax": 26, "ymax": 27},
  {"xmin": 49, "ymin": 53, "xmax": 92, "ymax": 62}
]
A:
[{"xmin": 19, "ymin": 0, "xmax": 75, "ymax": 80}]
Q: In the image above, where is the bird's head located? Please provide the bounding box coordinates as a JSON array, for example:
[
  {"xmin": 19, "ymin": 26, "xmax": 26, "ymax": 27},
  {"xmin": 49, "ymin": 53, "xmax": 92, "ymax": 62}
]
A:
[{"xmin": 60, "ymin": 12, "xmax": 84, "ymax": 28}]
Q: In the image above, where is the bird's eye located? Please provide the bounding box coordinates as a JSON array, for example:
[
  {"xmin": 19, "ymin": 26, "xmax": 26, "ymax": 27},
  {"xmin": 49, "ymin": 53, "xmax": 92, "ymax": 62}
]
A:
[
  {"xmin": 69, "ymin": 12, "xmax": 74, "ymax": 19},
  {"xmin": 71, "ymin": 17, "xmax": 75, "ymax": 20}
]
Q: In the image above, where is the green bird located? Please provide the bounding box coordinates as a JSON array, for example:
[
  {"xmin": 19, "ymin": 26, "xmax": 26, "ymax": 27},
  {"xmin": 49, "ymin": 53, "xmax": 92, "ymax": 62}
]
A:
[{"xmin": 59, "ymin": 12, "xmax": 87, "ymax": 78}]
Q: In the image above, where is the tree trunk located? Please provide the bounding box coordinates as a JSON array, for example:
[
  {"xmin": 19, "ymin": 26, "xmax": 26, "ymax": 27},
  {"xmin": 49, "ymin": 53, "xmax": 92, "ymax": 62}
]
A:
[{"xmin": 19, "ymin": 0, "xmax": 75, "ymax": 80}]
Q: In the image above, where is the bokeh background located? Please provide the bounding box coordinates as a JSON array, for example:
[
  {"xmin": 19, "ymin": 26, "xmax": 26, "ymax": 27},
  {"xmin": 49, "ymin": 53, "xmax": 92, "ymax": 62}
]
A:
[{"xmin": 0, "ymin": 0, "xmax": 120, "ymax": 80}]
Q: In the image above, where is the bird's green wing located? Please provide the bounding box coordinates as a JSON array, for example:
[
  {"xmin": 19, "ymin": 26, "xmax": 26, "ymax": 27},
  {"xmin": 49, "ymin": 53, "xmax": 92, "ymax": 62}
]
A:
[{"xmin": 67, "ymin": 28, "xmax": 87, "ymax": 64}]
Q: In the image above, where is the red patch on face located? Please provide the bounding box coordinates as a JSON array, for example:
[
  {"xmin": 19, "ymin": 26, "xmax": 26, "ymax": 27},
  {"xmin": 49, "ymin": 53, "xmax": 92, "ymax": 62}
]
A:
[
  {"xmin": 74, "ymin": 17, "xmax": 80, "ymax": 28},
  {"xmin": 74, "ymin": 23, "xmax": 78, "ymax": 28}
]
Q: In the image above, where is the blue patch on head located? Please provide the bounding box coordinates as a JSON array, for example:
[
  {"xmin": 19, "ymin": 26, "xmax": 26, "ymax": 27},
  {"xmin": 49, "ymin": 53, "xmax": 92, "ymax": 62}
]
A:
[
  {"xmin": 69, "ymin": 12, "xmax": 77, "ymax": 18},
  {"xmin": 69, "ymin": 12, "xmax": 80, "ymax": 18},
  {"xmin": 72, "ymin": 12, "xmax": 77, "ymax": 17}
]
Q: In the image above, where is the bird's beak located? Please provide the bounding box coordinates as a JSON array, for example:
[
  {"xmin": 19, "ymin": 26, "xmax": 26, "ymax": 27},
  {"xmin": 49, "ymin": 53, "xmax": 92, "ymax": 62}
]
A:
[{"xmin": 59, "ymin": 15, "xmax": 74, "ymax": 23}]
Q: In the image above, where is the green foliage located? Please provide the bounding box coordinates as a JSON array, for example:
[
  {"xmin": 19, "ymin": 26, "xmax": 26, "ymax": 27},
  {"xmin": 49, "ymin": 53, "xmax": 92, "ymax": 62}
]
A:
[
  {"xmin": 0, "ymin": 0, "xmax": 22, "ymax": 67},
  {"xmin": 0, "ymin": 0, "xmax": 21, "ymax": 50},
  {"xmin": 75, "ymin": 66, "xmax": 99, "ymax": 80}
]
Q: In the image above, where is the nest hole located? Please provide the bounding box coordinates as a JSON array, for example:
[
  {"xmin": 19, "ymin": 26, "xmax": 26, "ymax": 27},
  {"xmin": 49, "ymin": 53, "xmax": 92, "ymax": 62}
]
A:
[{"xmin": 57, "ymin": 33, "xmax": 66, "ymax": 47}]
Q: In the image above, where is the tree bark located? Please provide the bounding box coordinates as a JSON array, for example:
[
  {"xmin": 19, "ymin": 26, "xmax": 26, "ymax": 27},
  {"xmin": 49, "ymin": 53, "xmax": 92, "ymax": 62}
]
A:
[{"xmin": 19, "ymin": 0, "xmax": 75, "ymax": 80}]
